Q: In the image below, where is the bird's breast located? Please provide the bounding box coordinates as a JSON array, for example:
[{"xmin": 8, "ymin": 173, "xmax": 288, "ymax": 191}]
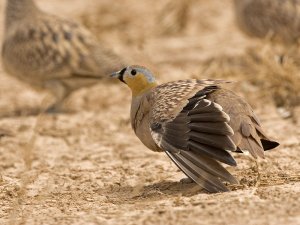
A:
[
  {"xmin": 134, "ymin": 113, "xmax": 162, "ymax": 152},
  {"xmin": 131, "ymin": 96, "xmax": 162, "ymax": 152}
]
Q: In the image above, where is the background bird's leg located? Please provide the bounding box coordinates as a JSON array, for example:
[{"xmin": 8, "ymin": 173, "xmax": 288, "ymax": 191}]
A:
[{"xmin": 44, "ymin": 80, "xmax": 70, "ymax": 113}]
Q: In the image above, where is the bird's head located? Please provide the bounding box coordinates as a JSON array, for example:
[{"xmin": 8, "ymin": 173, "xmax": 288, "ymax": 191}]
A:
[{"xmin": 111, "ymin": 65, "xmax": 158, "ymax": 96}]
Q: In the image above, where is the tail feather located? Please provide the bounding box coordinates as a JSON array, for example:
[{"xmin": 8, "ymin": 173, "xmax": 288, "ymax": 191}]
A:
[{"xmin": 261, "ymin": 139, "xmax": 280, "ymax": 150}]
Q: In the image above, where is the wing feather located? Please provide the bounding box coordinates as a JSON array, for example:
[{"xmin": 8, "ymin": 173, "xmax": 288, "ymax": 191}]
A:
[
  {"xmin": 150, "ymin": 83, "xmax": 239, "ymax": 192},
  {"xmin": 207, "ymin": 89, "xmax": 279, "ymax": 157},
  {"xmin": 147, "ymin": 80, "xmax": 278, "ymax": 192}
]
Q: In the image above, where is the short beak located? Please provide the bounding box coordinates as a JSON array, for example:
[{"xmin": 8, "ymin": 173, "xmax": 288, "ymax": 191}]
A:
[
  {"xmin": 110, "ymin": 67, "xmax": 126, "ymax": 83},
  {"xmin": 110, "ymin": 71, "xmax": 121, "ymax": 79}
]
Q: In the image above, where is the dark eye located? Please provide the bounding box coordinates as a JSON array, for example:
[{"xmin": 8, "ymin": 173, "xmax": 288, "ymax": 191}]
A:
[{"xmin": 131, "ymin": 69, "xmax": 137, "ymax": 76}]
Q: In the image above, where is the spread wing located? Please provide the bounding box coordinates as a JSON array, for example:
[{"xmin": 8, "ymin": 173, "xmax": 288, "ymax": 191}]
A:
[
  {"xmin": 149, "ymin": 81, "xmax": 239, "ymax": 193},
  {"xmin": 207, "ymin": 89, "xmax": 279, "ymax": 158},
  {"xmin": 2, "ymin": 15, "xmax": 125, "ymax": 79}
]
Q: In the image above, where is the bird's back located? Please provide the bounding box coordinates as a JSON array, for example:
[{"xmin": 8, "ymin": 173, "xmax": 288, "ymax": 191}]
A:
[
  {"xmin": 207, "ymin": 88, "xmax": 279, "ymax": 155},
  {"xmin": 2, "ymin": 0, "xmax": 125, "ymax": 88}
]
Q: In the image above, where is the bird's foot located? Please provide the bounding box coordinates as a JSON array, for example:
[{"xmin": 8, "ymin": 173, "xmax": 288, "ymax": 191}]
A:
[
  {"xmin": 180, "ymin": 177, "xmax": 194, "ymax": 184},
  {"xmin": 45, "ymin": 105, "xmax": 62, "ymax": 114}
]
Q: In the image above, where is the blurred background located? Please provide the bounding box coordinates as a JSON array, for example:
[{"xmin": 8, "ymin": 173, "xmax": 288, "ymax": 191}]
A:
[
  {"xmin": 0, "ymin": 0, "xmax": 299, "ymax": 117},
  {"xmin": 0, "ymin": 0, "xmax": 299, "ymax": 224}
]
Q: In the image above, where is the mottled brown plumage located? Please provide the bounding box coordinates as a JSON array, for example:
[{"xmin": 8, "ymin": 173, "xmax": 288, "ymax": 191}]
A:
[
  {"xmin": 233, "ymin": 0, "xmax": 300, "ymax": 45},
  {"xmin": 2, "ymin": 0, "xmax": 125, "ymax": 112},
  {"xmin": 112, "ymin": 65, "xmax": 279, "ymax": 193}
]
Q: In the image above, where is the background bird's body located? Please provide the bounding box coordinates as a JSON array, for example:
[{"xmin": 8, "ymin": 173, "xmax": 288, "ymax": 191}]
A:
[
  {"xmin": 113, "ymin": 66, "xmax": 279, "ymax": 193},
  {"xmin": 233, "ymin": 0, "xmax": 300, "ymax": 45},
  {"xmin": 2, "ymin": 0, "xmax": 125, "ymax": 112}
]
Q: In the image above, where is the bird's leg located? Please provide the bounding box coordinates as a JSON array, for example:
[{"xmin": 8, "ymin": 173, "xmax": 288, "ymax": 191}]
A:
[
  {"xmin": 44, "ymin": 80, "xmax": 70, "ymax": 113},
  {"xmin": 45, "ymin": 102, "xmax": 65, "ymax": 114}
]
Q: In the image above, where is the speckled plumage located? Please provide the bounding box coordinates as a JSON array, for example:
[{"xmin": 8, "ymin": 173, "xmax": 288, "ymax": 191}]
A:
[
  {"xmin": 112, "ymin": 65, "xmax": 279, "ymax": 193},
  {"xmin": 150, "ymin": 79, "xmax": 229, "ymax": 123},
  {"xmin": 2, "ymin": 0, "xmax": 126, "ymax": 112},
  {"xmin": 233, "ymin": 0, "xmax": 300, "ymax": 44}
]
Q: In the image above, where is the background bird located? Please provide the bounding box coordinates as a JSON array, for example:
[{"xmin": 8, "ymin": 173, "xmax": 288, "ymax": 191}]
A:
[
  {"xmin": 111, "ymin": 65, "xmax": 279, "ymax": 193},
  {"xmin": 233, "ymin": 0, "xmax": 300, "ymax": 45},
  {"xmin": 2, "ymin": 0, "xmax": 126, "ymax": 113}
]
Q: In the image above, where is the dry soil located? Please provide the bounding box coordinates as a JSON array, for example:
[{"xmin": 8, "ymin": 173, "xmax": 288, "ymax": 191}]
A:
[{"xmin": 0, "ymin": 0, "xmax": 299, "ymax": 225}]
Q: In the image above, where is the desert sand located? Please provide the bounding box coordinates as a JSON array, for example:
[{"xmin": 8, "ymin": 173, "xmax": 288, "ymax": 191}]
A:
[{"xmin": 0, "ymin": 0, "xmax": 299, "ymax": 224}]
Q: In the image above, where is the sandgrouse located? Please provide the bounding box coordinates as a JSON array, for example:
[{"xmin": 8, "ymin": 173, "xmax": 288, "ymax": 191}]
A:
[
  {"xmin": 111, "ymin": 65, "xmax": 279, "ymax": 193},
  {"xmin": 2, "ymin": 0, "xmax": 126, "ymax": 112},
  {"xmin": 233, "ymin": 0, "xmax": 300, "ymax": 45}
]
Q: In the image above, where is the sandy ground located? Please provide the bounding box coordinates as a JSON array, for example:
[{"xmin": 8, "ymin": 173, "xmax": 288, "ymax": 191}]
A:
[{"xmin": 0, "ymin": 0, "xmax": 300, "ymax": 224}]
